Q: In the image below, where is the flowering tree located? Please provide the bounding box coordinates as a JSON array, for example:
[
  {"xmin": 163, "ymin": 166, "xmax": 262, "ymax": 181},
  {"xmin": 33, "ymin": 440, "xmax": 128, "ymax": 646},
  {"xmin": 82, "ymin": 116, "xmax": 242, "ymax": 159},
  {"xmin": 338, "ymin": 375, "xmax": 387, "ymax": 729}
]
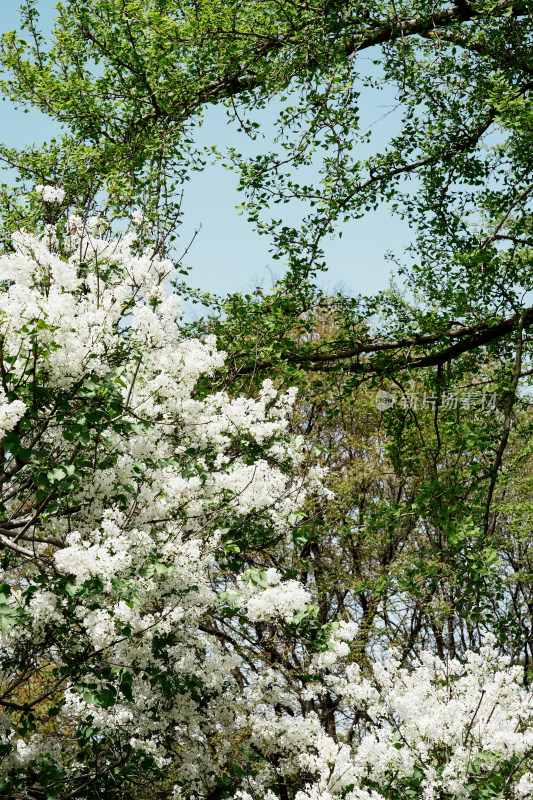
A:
[
  {"xmin": 0, "ymin": 192, "xmax": 334, "ymax": 797},
  {"xmin": 0, "ymin": 193, "xmax": 533, "ymax": 800}
]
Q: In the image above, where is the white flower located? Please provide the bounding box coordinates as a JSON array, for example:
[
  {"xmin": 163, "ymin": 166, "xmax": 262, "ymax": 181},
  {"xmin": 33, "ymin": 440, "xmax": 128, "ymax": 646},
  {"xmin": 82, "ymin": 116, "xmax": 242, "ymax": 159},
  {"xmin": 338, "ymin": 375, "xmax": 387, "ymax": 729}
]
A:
[
  {"xmin": 87, "ymin": 216, "xmax": 107, "ymax": 234},
  {"xmin": 245, "ymin": 579, "xmax": 311, "ymax": 622},
  {"xmin": 0, "ymin": 389, "xmax": 26, "ymax": 441},
  {"xmin": 36, "ymin": 184, "xmax": 65, "ymax": 204},
  {"xmin": 515, "ymin": 772, "xmax": 533, "ymax": 798}
]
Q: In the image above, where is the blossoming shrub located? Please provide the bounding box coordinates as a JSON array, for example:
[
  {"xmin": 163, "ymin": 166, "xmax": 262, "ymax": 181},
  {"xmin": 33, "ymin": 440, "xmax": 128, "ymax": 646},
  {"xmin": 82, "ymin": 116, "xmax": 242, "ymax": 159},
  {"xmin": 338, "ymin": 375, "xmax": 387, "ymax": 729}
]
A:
[
  {"xmin": 0, "ymin": 205, "xmax": 330, "ymax": 796},
  {"xmin": 0, "ymin": 200, "xmax": 532, "ymax": 800},
  {"xmin": 264, "ymin": 638, "xmax": 533, "ymax": 800}
]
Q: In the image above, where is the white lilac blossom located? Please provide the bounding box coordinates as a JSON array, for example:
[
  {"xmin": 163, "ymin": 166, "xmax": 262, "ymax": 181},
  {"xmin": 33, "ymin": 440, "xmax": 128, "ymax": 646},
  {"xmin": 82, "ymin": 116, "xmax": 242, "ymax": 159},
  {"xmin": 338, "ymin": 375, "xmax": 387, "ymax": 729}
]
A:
[
  {"xmin": 0, "ymin": 211, "xmax": 329, "ymax": 796},
  {"xmin": 0, "ymin": 390, "xmax": 26, "ymax": 441},
  {"xmin": 87, "ymin": 215, "xmax": 107, "ymax": 234},
  {"xmin": 246, "ymin": 636, "xmax": 533, "ymax": 800},
  {"xmin": 35, "ymin": 184, "xmax": 65, "ymax": 203}
]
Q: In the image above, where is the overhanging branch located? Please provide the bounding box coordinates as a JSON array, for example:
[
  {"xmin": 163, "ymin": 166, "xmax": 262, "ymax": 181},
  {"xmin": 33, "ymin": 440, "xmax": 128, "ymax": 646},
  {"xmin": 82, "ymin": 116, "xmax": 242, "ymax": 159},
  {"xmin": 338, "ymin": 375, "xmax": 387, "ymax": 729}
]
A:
[{"xmin": 231, "ymin": 306, "xmax": 533, "ymax": 376}]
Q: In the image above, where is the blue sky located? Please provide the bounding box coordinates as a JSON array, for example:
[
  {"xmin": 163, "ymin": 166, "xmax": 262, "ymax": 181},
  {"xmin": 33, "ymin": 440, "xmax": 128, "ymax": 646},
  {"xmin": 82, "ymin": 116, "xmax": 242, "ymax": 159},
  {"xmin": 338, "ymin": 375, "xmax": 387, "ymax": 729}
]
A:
[{"xmin": 0, "ymin": 1, "xmax": 412, "ymax": 300}]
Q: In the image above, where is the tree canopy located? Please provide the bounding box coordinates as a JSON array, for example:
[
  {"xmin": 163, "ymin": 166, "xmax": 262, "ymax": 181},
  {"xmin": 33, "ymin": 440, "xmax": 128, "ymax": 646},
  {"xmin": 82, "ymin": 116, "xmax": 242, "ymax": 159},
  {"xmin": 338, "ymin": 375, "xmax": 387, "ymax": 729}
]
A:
[{"xmin": 0, "ymin": 0, "xmax": 532, "ymax": 376}]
